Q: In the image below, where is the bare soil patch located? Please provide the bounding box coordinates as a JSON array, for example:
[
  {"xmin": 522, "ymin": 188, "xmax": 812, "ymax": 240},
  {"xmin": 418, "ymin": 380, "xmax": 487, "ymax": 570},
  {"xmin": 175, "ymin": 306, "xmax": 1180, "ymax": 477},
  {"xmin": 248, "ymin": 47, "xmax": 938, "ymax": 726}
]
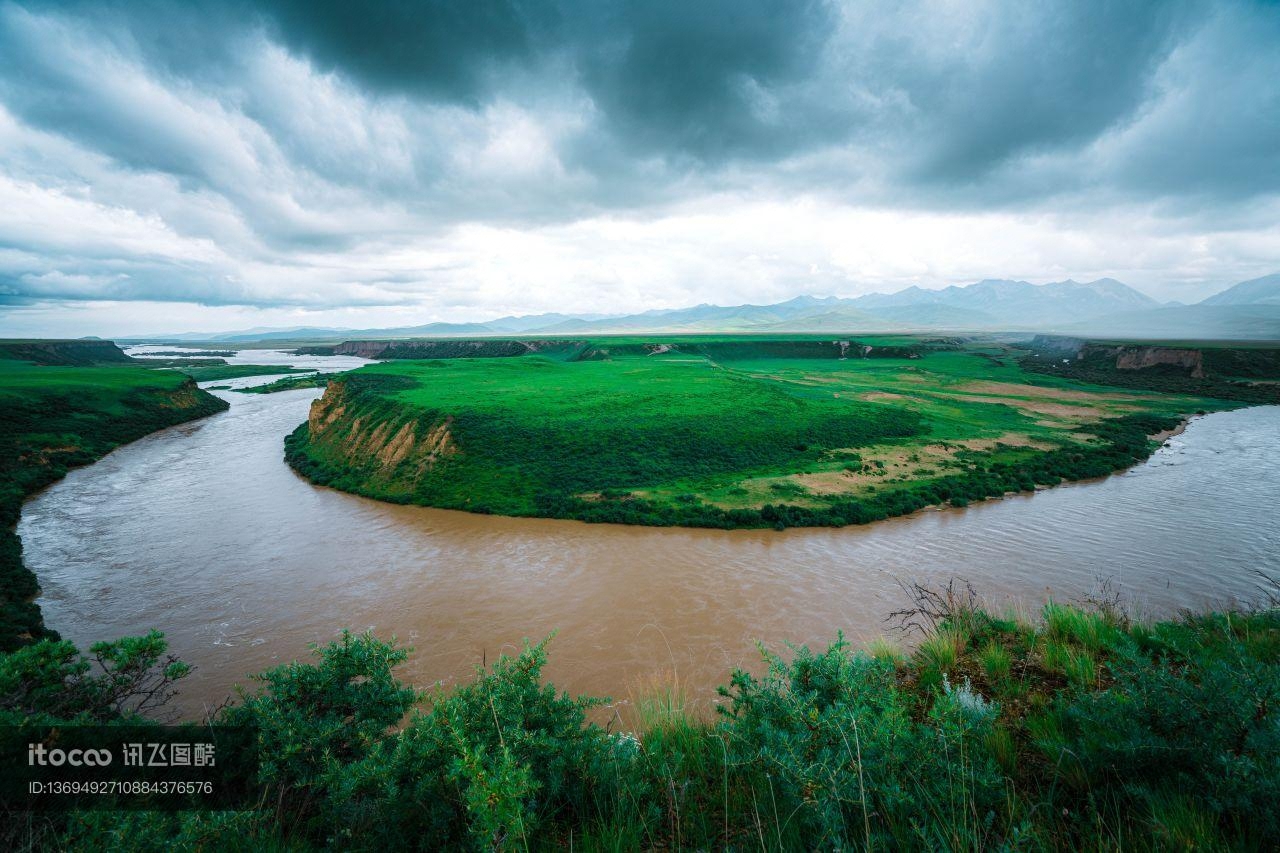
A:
[{"xmin": 958, "ymin": 380, "xmax": 1148, "ymax": 403}]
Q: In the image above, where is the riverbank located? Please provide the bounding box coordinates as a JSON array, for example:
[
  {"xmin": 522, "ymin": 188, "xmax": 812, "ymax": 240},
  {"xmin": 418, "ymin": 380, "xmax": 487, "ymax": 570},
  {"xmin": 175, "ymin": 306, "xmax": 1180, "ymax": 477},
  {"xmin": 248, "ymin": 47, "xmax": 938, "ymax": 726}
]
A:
[
  {"xmin": 1149, "ymin": 416, "xmax": 1193, "ymax": 443},
  {"xmin": 0, "ymin": 345, "xmax": 227, "ymax": 650}
]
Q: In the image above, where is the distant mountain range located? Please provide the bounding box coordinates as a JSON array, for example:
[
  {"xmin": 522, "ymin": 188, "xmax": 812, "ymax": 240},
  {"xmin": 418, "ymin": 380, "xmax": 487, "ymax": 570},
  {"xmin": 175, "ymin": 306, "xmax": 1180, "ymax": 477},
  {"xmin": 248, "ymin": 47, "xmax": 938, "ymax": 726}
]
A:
[
  {"xmin": 1199, "ymin": 273, "xmax": 1280, "ymax": 307},
  {"xmin": 136, "ymin": 274, "xmax": 1280, "ymax": 342}
]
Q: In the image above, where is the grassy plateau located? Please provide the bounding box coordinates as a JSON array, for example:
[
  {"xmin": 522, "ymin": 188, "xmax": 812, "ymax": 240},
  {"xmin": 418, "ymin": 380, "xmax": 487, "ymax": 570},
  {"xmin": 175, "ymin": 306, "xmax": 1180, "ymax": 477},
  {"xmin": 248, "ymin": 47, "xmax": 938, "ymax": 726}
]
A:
[{"xmin": 286, "ymin": 336, "xmax": 1220, "ymax": 528}]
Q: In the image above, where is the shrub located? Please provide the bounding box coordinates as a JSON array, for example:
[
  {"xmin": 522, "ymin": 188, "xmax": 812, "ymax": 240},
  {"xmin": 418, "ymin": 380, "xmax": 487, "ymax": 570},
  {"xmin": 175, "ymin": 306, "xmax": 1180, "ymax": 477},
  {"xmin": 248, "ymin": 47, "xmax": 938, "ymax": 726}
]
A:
[
  {"xmin": 0, "ymin": 631, "xmax": 189, "ymax": 725},
  {"xmin": 720, "ymin": 636, "xmax": 1006, "ymax": 849},
  {"xmin": 328, "ymin": 637, "xmax": 625, "ymax": 849},
  {"xmin": 1047, "ymin": 610, "xmax": 1280, "ymax": 845},
  {"xmin": 12, "ymin": 593, "xmax": 1278, "ymax": 850}
]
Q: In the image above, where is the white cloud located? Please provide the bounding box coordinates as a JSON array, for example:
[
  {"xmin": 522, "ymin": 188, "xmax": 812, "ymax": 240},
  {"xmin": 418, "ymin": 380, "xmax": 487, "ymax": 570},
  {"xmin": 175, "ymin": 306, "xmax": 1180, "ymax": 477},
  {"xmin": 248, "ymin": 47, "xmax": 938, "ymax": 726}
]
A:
[{"xmin": 0, "ymin": 1, "xmax": 1278, "ymax": 336}]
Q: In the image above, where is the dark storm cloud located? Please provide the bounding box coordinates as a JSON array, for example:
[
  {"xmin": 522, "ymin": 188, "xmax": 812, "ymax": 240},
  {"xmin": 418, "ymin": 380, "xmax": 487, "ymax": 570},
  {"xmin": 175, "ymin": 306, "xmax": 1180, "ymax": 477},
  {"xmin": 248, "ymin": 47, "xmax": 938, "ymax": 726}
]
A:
[
  {"xmin": 18, "ymin": 0, "xmax": 839, "ymax": 161},
  {"xmin": 570, "ymin": 1, "xmax": 836, "ymax": 161},
  {"xmin": 1, "ymin": 0, "xmax": 1279, "ymax": 319},
  {"xmin": 870, "ymin": 4, "xmax": 1191, "ymax": 182},
  {"xmin": 258, "ymin": 0, "xmax": 838, "ymax": 161},
  {"xmin": 261, "ymin": 0, "xmax": 557, "ymax": 102},
  {"xmin": 9, "ymin": 0, "xmax": 1277, "ymax": 199}
]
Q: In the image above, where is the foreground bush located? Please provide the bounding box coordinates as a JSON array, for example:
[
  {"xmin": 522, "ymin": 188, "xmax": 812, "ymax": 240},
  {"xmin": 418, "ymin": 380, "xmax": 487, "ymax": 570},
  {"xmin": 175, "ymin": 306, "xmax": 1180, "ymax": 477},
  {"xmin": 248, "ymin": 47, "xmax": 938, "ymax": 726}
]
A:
[{"xmin": 5, "ymin": 590, "xmax": 1279, "ymax": 851}]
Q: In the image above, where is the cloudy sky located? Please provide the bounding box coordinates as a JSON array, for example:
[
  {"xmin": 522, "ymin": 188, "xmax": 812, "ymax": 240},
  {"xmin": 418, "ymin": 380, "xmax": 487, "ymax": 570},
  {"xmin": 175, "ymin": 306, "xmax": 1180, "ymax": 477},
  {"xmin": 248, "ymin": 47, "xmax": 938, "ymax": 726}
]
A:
[{"xmin": 1, "ymin": 0, "xmax": 1278, "ymax": 336}]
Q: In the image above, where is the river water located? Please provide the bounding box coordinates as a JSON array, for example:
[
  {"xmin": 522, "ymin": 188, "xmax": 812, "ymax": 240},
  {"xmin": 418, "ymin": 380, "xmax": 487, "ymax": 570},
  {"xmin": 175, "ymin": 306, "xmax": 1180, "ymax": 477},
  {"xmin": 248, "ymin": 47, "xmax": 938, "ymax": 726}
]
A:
[{"xmin": 19, "ymin": 351, "xmax": 1280, "ymax": 718}]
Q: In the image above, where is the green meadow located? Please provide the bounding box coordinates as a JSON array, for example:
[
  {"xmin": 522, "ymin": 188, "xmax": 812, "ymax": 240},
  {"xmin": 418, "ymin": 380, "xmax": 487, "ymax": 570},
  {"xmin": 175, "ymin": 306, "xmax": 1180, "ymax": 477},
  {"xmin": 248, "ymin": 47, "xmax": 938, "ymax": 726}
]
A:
[{"xmin": 287, "ymin": 337, "xmax": 1219, "ymax": 528}]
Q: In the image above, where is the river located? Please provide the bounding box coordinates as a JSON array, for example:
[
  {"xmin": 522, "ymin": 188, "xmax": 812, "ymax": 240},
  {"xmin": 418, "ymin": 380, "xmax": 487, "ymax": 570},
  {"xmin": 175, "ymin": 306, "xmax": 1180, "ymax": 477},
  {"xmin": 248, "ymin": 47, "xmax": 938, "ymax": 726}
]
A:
[{"xmin": 19, "ymin": 350, "xmax": 1280, "ymax": 719}]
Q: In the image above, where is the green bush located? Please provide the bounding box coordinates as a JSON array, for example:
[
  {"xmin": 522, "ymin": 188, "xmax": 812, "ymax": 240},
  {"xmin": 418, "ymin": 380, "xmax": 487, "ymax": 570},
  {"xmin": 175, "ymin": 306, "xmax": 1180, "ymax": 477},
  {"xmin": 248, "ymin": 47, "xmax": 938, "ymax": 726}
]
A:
[
  {"xmin": 342, "ymin": 637, "xmax": 625, "ymax": 850},
  {"xmin": 1047, "ymin": 611, "xmax": 1280, "ymax": 844},
  {"xmin": 720, "ymin": 636, "xmax": 1007, "ymax": 849},
  {"xmin": 220, "ymin": 631, "xmax": 418, "ymax": 790}
]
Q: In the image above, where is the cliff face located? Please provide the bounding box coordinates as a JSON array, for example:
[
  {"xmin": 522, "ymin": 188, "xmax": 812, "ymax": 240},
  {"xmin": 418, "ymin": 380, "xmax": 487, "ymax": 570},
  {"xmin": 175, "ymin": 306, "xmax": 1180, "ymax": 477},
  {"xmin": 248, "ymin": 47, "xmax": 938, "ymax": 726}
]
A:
[
  {"xmin": 1023, "ymin": 340, "xmax": 1280, "ymax": 404},
  {"xmin": 327, "ymin": 341, "xmax": 394, "ymax": 358},
  {"xmin": 297, "ymin": 380, "xmax": 457, "ymax": 497},
  {"xmin": 1113, "ymin": 347, "xmax": 1204, "ymax": 378},
  {"xmin": 1076, "ymin": 344, "xmax": 1204, "ymax": 378}
]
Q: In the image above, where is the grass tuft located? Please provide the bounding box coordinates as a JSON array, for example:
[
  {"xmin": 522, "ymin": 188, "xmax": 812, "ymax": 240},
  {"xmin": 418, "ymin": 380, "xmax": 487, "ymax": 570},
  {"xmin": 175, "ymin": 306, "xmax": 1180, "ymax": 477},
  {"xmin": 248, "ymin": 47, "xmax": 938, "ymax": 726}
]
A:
[{"xmin": 979, "ymin": 640, "xmax": 1013, "ymax": 682}]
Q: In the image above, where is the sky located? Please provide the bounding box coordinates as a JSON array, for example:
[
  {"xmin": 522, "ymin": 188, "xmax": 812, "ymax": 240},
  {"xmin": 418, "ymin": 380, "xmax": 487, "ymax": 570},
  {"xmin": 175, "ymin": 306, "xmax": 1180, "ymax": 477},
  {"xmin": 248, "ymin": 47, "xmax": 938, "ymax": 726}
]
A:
[{"xmin": 1, "ymin": 0, "xmax": 1279, "ymax": 337}]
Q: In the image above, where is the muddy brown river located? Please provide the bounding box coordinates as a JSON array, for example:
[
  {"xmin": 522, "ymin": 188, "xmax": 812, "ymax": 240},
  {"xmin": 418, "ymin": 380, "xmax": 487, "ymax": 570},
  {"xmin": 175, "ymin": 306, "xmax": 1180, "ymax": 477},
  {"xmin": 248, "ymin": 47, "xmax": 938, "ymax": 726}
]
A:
[{"xmin": 19, "ymin": 352, "xmax": 1280, "ymax": 718}]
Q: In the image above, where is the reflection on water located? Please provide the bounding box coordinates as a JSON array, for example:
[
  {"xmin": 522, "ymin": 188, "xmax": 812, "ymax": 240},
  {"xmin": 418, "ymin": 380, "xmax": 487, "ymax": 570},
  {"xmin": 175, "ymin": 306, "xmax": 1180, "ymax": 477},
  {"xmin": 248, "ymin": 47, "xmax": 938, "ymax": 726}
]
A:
[{"xmin": 20, "ymin": 355, "xmax": 1280, "ymax": 717}]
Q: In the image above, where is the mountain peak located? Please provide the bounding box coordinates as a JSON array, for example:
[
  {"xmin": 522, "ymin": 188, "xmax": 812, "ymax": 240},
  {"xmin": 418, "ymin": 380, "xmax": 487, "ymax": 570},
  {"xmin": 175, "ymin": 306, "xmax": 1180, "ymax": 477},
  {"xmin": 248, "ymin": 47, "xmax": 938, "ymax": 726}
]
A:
[
  {"xmin": 779, "ymin": 294, "xmax": 839, "ymax": 307},
  {"xmin": 1200, "ymin": 273, "xmax": 1280, "ymax": 307}
]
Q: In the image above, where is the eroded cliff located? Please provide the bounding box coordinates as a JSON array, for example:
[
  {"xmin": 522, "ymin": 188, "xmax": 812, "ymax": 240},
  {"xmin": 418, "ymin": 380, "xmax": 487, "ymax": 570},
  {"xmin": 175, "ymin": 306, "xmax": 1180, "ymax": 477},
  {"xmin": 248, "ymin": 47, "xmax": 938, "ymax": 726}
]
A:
[{"xmin": 291, "ymin": 379, "xmax": 459, "ymax": 501}]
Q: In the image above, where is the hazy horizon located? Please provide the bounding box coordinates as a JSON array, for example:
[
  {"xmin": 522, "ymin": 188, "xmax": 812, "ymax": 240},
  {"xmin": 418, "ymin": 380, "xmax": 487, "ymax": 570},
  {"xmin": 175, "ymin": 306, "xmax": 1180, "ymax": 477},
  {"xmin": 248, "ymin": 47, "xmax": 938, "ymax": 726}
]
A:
[
  {"xmin": 2, "ymin": 1, "xmax": 1279, "ymax": 337},
  {"xmin": 84, "ymin": 273, "xmax": 1275, "ymax": 341},
  {"xmin": 59, "ymin": 275, "xmax": 1200, "ymax": 340}
]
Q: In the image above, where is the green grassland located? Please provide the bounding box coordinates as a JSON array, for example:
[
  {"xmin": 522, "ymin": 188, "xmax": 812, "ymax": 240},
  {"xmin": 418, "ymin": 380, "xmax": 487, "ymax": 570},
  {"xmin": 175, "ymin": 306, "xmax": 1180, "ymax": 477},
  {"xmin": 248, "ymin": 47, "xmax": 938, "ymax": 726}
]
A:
[
  {"xmin": 287, "ymin": 338, "xmax": 1220, "ymax": 528},
  {"xmin": 0, "ymin": 351, "xmax": 228, "ymax": 650}
]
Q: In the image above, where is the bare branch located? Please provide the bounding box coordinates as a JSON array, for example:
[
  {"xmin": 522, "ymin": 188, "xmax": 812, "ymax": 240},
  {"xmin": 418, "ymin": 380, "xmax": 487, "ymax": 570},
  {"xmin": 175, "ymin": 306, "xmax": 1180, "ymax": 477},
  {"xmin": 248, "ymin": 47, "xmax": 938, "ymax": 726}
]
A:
[{"xmin": 885, "ymin": 577, "xmax": 980, "ymax": 635}]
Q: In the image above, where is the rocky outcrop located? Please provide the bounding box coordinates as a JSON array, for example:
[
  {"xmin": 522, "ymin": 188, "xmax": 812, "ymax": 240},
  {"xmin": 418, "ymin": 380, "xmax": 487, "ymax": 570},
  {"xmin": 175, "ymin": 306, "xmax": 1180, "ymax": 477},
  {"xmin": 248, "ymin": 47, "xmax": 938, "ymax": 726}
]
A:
[
  {"xmin": 1078, "ymin": 344, "xmax": 1205, "ymax": 378},
  {"xmin": 1114, "ymin": 347, "xmax": 1204, "ymax": 378},
  {"xmin": 299, "ymin": 380, "xmax": 457, "ymax": 495},
  {"xmin": 159, "ymin": 379, "xmax": 211, "ymax": 409},
  {"xmin": 328, "ymin": 341, "xmax": 392, "ymax": 359},
  {"xmin": 1023, "ymin": 341, "xmax": 1280, "ymax": 404},
  {"xmin": 307, "ymin": 379, "xmax": 351, "ymax": 433}
]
